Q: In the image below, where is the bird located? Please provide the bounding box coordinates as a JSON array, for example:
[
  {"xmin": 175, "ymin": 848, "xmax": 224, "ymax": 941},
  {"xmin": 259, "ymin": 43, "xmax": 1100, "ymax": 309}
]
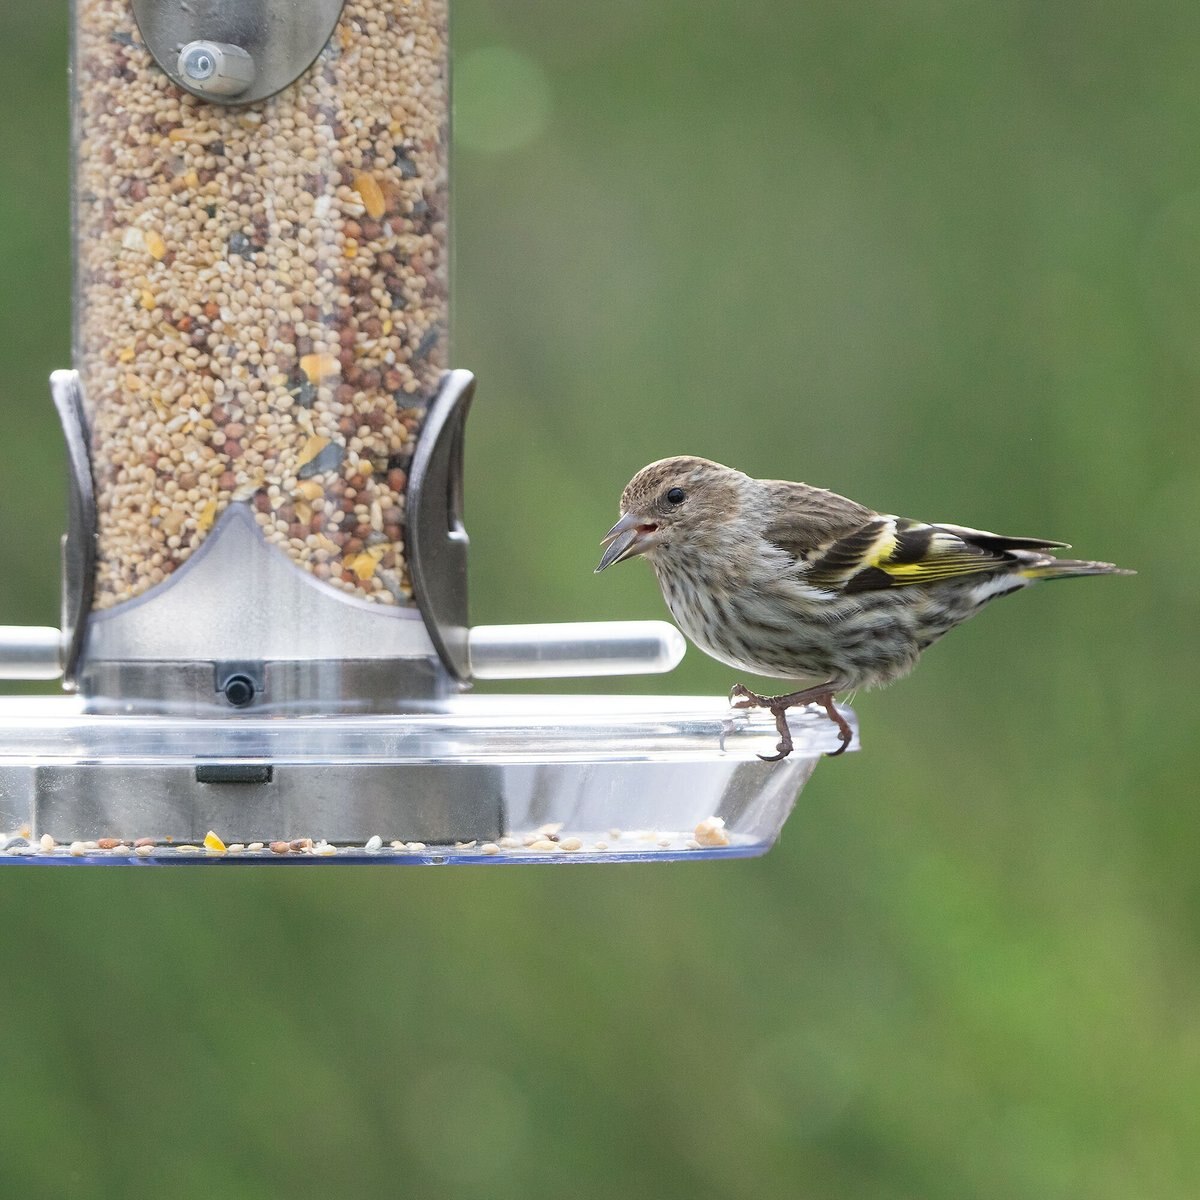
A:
[{"xmin": 595, "ymin": 456, "xmax": 1132, "ymax": 761}]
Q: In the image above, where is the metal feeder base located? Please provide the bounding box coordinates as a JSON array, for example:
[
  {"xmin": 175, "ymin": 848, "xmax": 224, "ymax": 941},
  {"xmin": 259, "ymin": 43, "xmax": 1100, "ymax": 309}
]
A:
[{"xmin": 0, "ymin": 694, "xmax": 857, "ymax": 865}]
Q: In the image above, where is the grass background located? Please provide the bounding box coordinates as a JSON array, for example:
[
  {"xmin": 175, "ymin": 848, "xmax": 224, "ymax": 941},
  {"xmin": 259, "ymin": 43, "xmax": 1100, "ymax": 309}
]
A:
[{"xmin": 0, "ymin": 2, "xmax": 1196, "ymax": 1196}]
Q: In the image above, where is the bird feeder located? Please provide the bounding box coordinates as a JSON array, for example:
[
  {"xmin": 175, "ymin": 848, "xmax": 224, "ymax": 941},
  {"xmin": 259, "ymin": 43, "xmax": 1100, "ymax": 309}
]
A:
[{"xmin": 0, "ymin": 0, "xmax": 856, "ymax": 864}]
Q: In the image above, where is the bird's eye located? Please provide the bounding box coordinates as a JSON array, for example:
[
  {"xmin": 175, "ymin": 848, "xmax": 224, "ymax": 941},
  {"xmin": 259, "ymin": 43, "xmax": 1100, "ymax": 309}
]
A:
[{"xmin": 665, "ymin": 487, "xmax": 686, "ymax": 505}]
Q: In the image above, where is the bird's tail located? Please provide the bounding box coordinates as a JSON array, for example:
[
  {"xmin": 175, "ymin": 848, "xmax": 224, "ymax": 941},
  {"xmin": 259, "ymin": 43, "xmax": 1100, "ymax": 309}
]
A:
[{"xmin": 1020, "ymin": 557, "xmax": 1134, "ymax": 581}]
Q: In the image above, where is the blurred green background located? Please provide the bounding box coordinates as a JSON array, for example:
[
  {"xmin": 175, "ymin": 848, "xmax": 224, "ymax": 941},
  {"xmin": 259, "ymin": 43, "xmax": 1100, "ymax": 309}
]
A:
[{"xmin": 1, "ymin": 2, "xmax": 1196, "ymax": 1197}]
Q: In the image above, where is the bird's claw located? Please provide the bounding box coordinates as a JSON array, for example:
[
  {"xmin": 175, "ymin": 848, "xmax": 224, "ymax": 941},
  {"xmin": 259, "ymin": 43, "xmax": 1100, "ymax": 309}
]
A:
[
  {"xmin": 757, "ymin": 738, "xmax": 792, "ymax": 763},
  {"xmin": 727, "ymin": 679, "xmax": 850, "ymax": 762},
  {"xmin": 817, "ymin": 696, "xmax": 854, "ymax": 758},
  {"xmin": 825, "ymin": 726, "xmax": 853, "ymax": 758},
  {"xmin": 727, "ymin": 685, "xmax": 793, "ymax": 758},
  {"xmin": 765, "ymin": 709, "xmax": 795, "ymax": 761}
]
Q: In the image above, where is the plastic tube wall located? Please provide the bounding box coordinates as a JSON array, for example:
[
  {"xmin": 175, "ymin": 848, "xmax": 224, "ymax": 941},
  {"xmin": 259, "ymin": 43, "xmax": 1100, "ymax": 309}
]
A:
[{"xmin": 72, "ymin": 0, "xmax": 449, "ymax": 610}]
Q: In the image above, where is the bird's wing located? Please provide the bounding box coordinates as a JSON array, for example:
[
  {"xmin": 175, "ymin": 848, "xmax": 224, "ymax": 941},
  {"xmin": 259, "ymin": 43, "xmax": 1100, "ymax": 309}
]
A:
[
  {"xmin": 761, "ymin": 482, "xmax": 876, "ymax": 562},
  {"xmin": 927, "ymin": 523, "xmax": 1069, "ymax": 555},
  {"xmin": 803, "ymin": 517, "xmax": 1068, "ymax": 593}
]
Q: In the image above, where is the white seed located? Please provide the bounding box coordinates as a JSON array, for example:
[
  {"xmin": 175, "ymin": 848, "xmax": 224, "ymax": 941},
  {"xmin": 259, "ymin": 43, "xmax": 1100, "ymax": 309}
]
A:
[
  {"xmin": 364, "ymin": 834, "xmax": 383, "ymax": 852},
  {"xmin": 694, "ymin": 817, "xmax": 731, "ymax": 847}
]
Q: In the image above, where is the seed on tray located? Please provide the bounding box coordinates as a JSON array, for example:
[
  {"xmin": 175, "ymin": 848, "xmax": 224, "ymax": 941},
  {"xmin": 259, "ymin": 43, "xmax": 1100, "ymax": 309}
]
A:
[{"xmin": 693, "ymin": 817, "xmax": 731, "ymax": 847}]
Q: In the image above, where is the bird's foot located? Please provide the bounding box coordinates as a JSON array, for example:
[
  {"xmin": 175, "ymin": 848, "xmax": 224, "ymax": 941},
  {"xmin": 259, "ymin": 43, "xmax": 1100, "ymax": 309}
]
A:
[
  {"xmin": 728, "ymin": 682, "xmax": 851, "ymax": 760},
  {"xmin": 728, "ymin": 682, "xmax": 768, "ymax": 711}
]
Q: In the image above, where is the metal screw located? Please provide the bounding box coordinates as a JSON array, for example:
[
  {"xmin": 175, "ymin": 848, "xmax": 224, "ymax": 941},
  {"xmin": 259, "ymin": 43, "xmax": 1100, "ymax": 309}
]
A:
[
  {"xmin": 176, "ymin": 40, "xmax": 256, "ymax": 98},
  {"xmin": 180, "ymin": 45, "xmax": 218, "ymax": 83}
]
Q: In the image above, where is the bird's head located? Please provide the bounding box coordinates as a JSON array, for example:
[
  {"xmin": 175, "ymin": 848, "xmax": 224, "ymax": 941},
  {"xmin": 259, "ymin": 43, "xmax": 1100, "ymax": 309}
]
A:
[{"xmin": 595, "ymin": 456, "xmax": 746, "ymax": 572}]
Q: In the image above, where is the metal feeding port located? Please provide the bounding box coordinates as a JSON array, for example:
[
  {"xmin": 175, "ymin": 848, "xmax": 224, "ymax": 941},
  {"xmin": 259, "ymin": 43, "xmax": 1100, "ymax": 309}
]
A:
[{"xmin": 0, "ymin": 0, "xmax": 856, "ymax": 865}]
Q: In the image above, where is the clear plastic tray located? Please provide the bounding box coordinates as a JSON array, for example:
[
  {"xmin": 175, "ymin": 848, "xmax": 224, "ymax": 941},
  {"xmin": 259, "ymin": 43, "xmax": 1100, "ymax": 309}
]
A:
[{"xmin": 0, "ymin": 694, "xmax": 857, "ymax": 864}]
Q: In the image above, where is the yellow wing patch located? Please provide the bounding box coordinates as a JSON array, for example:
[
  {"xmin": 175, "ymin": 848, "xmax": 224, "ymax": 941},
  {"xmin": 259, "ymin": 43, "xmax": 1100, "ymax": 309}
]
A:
[
  {"xmin": 870, "ymin": 524, "xmax": 1008, "ymax": 586},
  {"xmin": 879, "ymin": 530, "xmax": 999, "ymax": 579},
  {"xmin": 862, "ymin": 525, "xmax": 899, "ymax": 568},
  {"xmin": 808, "ymin": 518, "xmax": 1011, "ymax": 593}
]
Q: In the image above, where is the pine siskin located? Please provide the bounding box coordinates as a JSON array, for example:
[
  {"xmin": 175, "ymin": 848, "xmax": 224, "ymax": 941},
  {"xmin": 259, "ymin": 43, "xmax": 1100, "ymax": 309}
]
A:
[{"xmin": 596, "ymin": 456, "xmax": 1132, "ymax": 760}]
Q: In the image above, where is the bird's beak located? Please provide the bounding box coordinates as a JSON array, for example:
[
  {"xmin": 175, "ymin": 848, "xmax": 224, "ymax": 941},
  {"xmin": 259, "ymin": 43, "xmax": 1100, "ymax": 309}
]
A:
[{"xmin": 595, "ymin": 511, "xmax": 657, "ymax": 572}]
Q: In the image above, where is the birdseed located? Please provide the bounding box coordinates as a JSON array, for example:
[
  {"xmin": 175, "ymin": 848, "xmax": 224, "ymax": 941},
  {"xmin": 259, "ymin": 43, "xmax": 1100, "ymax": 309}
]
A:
[
  {"xmin": 3, "ymin": 826, "xmax": 748, "ymax": 861},
  {"xmin": 73, "ymin": 0, "xmax": 449, "ymax": 608},
  {"xmin": 693, "ymin": 816, "xmax": 731, "ymax": 847}
]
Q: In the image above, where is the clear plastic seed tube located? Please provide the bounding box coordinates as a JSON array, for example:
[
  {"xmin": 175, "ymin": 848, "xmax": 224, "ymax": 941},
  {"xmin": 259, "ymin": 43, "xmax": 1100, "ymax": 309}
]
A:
[{"xmin": 72, "ymin": 0, "xmax": 449, "ymax": 609}]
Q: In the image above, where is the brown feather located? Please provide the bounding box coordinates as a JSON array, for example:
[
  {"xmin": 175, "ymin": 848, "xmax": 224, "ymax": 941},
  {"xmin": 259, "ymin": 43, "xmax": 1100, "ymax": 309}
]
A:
[{"xmin": 760, "ymin": 481, "xmax": 875, "ymax": 562}]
